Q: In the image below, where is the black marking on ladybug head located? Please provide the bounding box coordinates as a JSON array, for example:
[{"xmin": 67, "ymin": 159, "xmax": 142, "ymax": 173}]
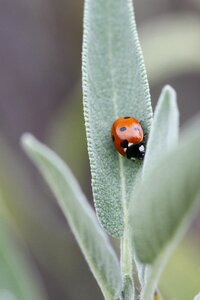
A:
[
  {"xmin": 124, "ymin": 116, "xmax": 130, "ymax": 119},
  {"xmin": 126, "ymin": 142, "xmax": 145, "ymax": 160},
  {"xmin": 120, "ymin": 127, "xmax": 126, "ymax": 132},
  {"xmin": 120, "ymin": 140, "xmax": 128, "ymax": 148}
]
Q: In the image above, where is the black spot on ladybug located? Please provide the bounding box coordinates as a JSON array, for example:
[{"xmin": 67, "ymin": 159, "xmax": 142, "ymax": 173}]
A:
[
  {"xmin": 120, "ymin": 140, "xmax": 128, "ymax": 148},
  {"xmin": 120, "ymin": 127, "xmax": 126, "ymax": 132},
  {"xmin": 124, "ymin": 116, "xmax": 130, "ymax": 119},
  {"xmin": 112, "ymin": 135, "xmax": 115, "ymax": 141}
]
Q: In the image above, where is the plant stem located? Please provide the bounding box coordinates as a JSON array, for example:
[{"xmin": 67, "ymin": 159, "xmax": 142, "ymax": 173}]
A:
[
  {"xmin": 120, "ymin": 217, "xmax": 134, "ymax": 299},
  {"xmin": 119, "ymin": 155, "xmax": 134, "ymax": 299},
  {"xmin": 121, "ymin": 226, "xmax": 132, "ymax": 277}
]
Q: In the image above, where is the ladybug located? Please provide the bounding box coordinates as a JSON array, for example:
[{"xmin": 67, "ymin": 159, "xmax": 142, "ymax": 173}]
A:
[{"xmin": 111, "ymin": 116, "xmax": 145, "ymax": 160}]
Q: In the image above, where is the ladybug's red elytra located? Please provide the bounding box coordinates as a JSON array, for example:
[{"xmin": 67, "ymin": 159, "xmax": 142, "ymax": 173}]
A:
[{"xmin": 111, "ymin": 116, "xmax": 145, "ymax": 160}]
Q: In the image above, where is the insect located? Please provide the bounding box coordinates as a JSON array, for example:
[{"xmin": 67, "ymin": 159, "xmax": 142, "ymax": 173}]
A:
[{"xmin": 111, "ymin": 116, "xmax": 145, "ymax": 160}]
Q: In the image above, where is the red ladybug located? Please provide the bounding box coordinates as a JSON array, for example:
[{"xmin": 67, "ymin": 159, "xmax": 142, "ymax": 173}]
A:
[{"xmin": 111, "ymin": 116, "xmax": 145, "ymax": 160}]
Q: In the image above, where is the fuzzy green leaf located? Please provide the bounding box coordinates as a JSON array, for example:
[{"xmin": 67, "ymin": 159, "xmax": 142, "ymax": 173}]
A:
[
  {"xmin": 82, "ymin": 0, "xmax": 152, "ymax": 238},
  {"xmin": 143, "ymin": 85, "xmax": 179, "ymax": 175},
  {"xmin": 132, "ymin": 117, "xmax": 200, "ymax": 264},
  {"xmin": 134, "ymin": 85, "xmax": 179, "ymax": 289},
  {"xmin": 0, "ymin": 216, "xmax": 47, "ymax": 300},
  {"xmin": 21, "ymin": 134, "xmax": 122, "ymax": 300}
]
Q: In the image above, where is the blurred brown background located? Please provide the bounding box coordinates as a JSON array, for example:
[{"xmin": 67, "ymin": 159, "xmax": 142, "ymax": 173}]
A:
[{"xmin": 0, "ymin": 0, "xmax": 200, "ymax": 299}]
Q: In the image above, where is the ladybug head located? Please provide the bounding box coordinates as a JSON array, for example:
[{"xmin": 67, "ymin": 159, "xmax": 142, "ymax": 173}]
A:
[{"xmin": 126, "ymin": 142, "xmax": 145, "ymax": 160}]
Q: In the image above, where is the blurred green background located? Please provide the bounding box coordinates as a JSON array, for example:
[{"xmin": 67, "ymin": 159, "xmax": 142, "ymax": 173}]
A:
[{"xmin": 0, "ymin": 0, "xmax": 200, "ymax": 299}]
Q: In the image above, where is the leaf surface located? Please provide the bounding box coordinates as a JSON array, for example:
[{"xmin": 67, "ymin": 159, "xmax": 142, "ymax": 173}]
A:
[
  {"xmin": 0, "ymin": 213, "xmax": 47, "ymax": 300},
  {"xmin": 132, "ymin": 117, "xmax": 200, "ymax": 264},
  {"xmin": 133, "ymin": 85, "xmax": 179, "ymax": 289},
  {"xmin": 143, "ymin": 85, "xmax": 179, "ymax": 175},
  {"xmin": 82, "ymin": 0, "xmax": 152, "ymax": 237},
  {"xmin": 21, "ymin": 134, "xmax": 122, "ymax": 300}
]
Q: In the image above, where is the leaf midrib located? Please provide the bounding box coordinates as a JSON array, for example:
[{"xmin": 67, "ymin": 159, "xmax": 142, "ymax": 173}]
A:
[
  {"xmin": 106, "ymin": 1, "xmax": 134, "ymax": 282},
  {"xmin": 106, "ymin": 0, "xmax": 127, "ymax": 229}
]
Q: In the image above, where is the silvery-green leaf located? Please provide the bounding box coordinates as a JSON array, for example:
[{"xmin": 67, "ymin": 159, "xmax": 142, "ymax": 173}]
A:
[
  {"xmin": 139, "ymin": 253, "xmax": 170, "ymax": 300},
  {"xmin": 143, "ymin": 85, "xmax": 179, "ymax": 175},
  {"xmin": 132, "ymin": 117, "xmax": 200, "ymax": 264},
  {"xmin": 134, "ymin": 85, "xmax": 179, "ymax": 287},
  {"xmin": 0, "ymin": 215, "xmax": 47, "ymax": 300},
  {"xmin": 21, "ymin": 134, "xmax": 122, "ymax": 300},
  {"xmin": 82, "ymin": 0, "xmax": 152, "ymax": 238},
  {"xmin": 131, "ymin": 117, "xmax": 200, "ymax": 300},
  {"xmin": 194, "ymin": 292, "xmax": 200, "ymax": 300}
]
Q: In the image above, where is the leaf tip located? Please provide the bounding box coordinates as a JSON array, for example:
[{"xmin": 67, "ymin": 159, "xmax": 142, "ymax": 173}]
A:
[
  {"xmin": 162, "ymin": 84, "xmax": 176, "ymax": 99},
  {"xmin": 159, "ymin": 84, "xmax": 178, "ymax": 114},
  {"xmin": 20, "ymin": 133, "xmax": 36, "ymax": 151}
]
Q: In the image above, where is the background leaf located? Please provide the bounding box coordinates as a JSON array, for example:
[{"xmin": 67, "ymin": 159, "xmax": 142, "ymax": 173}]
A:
[
  {"xmin": 160, "ymin": 236, "xmax": 200, "ymax": 300},
  {"xmin": 0, "ymin": 204, "xmax": 47, "ymax": 300},
  {"xmin": 82, "ymin": 0, "xmax": 152, "ymax": 237},
  {"xmin": 140, "ymin": 13, "xmax": 200, "ymax": 85},
  {"xmin": 21, "ymin": 134, "xmax": 122, "ymax": 300},
  {"xmin": 132, "ymin": 116, "xmax": 200, "ymax": 264},
  {"xmin": 194, "ymin": 293, "xmax": 200, "ymax": 300}
]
